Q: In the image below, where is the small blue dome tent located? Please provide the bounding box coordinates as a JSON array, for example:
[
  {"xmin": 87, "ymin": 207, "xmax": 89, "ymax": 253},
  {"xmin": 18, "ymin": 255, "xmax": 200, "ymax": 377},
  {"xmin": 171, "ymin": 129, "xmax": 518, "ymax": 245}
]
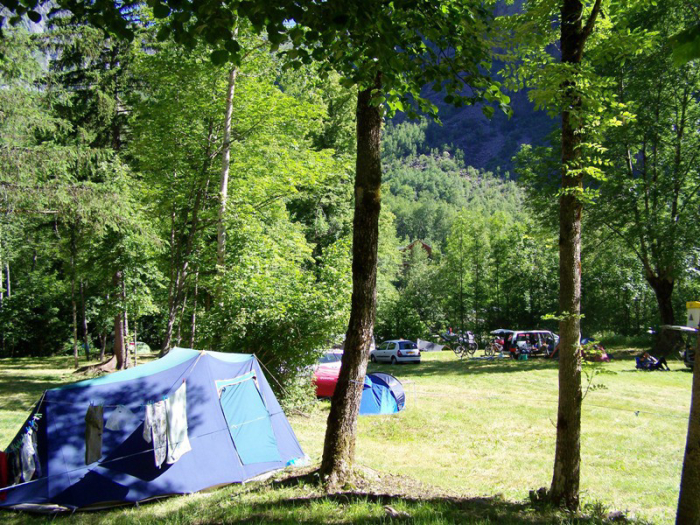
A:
[
  {"xmin": 359, "ymin": 373, "xmax": 405, "ymax": 415},
  {"xmin": 0, "ymin": 348, "xmax": 304, "ymax": 512}
]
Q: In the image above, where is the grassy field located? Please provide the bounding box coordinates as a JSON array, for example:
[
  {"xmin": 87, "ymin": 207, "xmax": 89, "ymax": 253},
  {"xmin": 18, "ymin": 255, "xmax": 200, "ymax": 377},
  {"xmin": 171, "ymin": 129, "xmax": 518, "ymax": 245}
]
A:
[{"xmin": 0, "ymin": 348, "xmax": 692, "ymax": 524}]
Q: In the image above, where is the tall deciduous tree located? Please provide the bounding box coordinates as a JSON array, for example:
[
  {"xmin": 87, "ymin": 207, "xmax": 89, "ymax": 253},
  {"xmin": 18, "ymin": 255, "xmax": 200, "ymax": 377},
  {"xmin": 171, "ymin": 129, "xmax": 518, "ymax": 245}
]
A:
[
  {"xmin": 500, "ymin": 0, "xmax": 647, "ymax": 508},
  {"xmin": 27, "ymin": 0, "xmax": 503, "ymax": 488},
  {"xmin": 591, "ymin": 1, "xmax": 700, "ymax": 353},
  {"xmin": 550, "ymin": 1, "xmax": 604, "ymax": 508},
  {"xmin": 268, "ymin": 1, "xmax": 503, "ymax": 487}
]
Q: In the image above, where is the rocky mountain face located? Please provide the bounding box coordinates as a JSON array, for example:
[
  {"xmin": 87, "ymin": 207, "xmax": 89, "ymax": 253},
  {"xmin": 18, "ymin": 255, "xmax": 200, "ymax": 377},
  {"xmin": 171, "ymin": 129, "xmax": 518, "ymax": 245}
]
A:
[{"xmin": 394, "ymin": 0, "xmax": 556, "ymax": 175}]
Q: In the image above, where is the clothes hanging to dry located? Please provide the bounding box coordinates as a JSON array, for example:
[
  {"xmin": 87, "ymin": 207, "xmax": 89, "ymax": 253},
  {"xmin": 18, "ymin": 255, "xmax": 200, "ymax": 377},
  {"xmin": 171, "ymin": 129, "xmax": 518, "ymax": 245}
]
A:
[
  {"xmin": 165, "ymin": 382, "xmax": 191, "ymax": 464},
  {"xmin": 31, "ymin": 430, "xmax": 41, "ymax": 479},
  {"xmin": 84, "ymin": 405, "xmax": 104, "ymax": 465},
  {"xmin": 143, "ymin": 401, "xmax": 167, "ymax": 468},
  {"xmin": 105, "ymin": 405, "xmax": 137, "ymax": 431},
  {"xmin": 20, "ymin": 433, "xmax": 35, "ymax": 482}
]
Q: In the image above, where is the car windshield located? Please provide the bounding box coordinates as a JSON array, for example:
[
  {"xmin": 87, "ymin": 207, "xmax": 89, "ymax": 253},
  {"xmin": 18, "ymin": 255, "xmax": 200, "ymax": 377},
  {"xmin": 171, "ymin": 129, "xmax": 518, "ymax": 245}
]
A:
[
  {"xmin": 318, "ymin": 352, "xmax": 342, "ymax": 364},
  {"xmin": 399, "ymin": 341, "xmax": 417, "ymax": 349}
]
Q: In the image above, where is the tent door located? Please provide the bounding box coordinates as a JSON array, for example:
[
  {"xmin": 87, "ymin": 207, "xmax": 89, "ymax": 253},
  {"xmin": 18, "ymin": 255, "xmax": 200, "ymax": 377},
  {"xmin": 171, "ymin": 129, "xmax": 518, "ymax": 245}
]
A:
[{"xmin": 219, "ymin": 377, "xmax": 281, "ymax": 465}]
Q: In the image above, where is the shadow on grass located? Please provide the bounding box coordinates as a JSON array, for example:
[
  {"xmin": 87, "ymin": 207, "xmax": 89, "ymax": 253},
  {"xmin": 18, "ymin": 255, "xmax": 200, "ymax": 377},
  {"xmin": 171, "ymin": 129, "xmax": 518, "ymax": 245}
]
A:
[{"xmin": 369, "ymin": 356, "xmax": 560, "ymax": 379}]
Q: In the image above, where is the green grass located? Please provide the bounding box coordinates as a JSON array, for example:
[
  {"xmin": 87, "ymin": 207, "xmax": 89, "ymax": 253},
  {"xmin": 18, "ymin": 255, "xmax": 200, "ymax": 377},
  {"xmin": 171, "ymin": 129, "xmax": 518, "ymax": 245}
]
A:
[{"xmin": 0, "ymin": 348, "xmax": 691, "ymax": 524}]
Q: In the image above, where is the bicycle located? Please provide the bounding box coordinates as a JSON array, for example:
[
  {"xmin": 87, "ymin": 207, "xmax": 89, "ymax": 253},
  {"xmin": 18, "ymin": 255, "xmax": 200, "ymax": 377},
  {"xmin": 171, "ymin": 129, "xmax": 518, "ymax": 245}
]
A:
[
  {"xmin": 484, "ymin": 340, "xmax": 503, "ymax": 357},
  {"xmin": 441, "ymin": 331, "xmax": 478, "ymax": 359}
]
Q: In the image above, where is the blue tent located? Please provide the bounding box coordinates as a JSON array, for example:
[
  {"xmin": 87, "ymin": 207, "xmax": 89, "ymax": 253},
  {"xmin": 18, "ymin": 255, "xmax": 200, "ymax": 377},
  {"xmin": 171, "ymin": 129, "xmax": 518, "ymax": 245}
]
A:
[
  {"xmin": 359, "ymin": 373, "xmax": 405, "ymax": 415},
  {"xmin": 0, "ymin": 348, "xmax": 304, "ymax": 511}
]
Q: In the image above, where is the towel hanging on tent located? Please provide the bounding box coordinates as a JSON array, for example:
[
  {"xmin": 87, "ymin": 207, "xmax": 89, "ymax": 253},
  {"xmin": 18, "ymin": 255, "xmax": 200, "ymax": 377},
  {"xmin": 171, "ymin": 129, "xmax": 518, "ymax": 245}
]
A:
[
  {"xmin": 20, "ymin": 433, "xmax": 36, "ymax": 482},
  {"xmin": 143, "ymin": 401, "xmax": 167, "ymax": 468},
  {"xmin": 84, "ymin": 404, "xmax": 104, "ymax": 465},
  {"xmin": 105, "ymin": 405, "xmax": 137, "ymax": 431},
  {"xmin": 165, "ymin": 381, "xmax": 191, "ymax": 464}
]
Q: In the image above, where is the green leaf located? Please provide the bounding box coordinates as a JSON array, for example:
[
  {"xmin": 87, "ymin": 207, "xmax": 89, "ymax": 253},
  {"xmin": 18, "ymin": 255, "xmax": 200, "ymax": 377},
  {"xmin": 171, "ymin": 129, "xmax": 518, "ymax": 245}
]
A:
[
  {"xmin": 153, "ymin": 3, "xmax": 171, "ymax": 19},
  {"xmin": 670, "ymin": 24, "xmax": 700, "ymax": 65},
  {"xmin": 481, "ymin": 105, "xmax": 494, "ymax": 119},
  {"xmin": 224, "ymin": 39, "xmax": 241, "ymax": 54},
  {"xmin": 210, "ymin": 49, "xmax": 230, "ymax": 65},
  {"xmin": 156, "ymin": 26, "xmax": 170, "ymax": 42}
]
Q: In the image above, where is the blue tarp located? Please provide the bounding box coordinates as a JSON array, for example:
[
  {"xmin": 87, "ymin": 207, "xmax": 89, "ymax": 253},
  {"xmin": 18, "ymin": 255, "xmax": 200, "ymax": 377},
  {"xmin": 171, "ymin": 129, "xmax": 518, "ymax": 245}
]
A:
[
  {"xmin": 359, "ymin": 373, "xmax": 405, "ymax": 415},
  {"xmin": 0, "ymin": 348, "xmax": 304, "ymax": 511}
]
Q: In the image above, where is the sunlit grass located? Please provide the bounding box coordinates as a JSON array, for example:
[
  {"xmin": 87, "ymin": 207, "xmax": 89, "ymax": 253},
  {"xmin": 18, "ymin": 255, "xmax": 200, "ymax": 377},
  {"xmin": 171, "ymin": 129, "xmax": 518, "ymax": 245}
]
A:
[{"xmin": 0, "ymin": 348, "xmax": 690, "ymax": 524}]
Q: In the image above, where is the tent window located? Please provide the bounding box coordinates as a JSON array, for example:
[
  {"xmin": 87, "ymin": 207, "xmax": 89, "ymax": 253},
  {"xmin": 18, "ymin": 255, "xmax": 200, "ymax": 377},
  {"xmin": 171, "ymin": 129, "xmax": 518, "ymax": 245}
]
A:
[{"xmin": 219, "ymin": 377, "xmax": 281, "ymax": 465}]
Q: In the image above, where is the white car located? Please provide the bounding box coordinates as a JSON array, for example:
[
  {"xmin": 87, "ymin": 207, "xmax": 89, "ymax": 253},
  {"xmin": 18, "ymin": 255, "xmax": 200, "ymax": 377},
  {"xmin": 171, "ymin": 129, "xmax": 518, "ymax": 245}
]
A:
[{"xmin": 370, "ymin": 339, "xmax": 421, "ymax": 364}]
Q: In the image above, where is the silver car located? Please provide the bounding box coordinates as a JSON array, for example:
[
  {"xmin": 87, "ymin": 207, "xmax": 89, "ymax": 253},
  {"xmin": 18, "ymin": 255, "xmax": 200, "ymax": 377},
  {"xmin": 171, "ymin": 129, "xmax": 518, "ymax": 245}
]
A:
[{"xmin": 370, "ymin": 339, "xmax": 421, "ymax": 364}]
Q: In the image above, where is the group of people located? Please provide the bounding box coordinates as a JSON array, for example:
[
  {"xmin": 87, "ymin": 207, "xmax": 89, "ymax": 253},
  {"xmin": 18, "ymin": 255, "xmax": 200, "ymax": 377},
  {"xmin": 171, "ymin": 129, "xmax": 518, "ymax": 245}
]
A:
[{"xmin": 636, "ymin": 352, "xmax": 671, "ymax": 371}]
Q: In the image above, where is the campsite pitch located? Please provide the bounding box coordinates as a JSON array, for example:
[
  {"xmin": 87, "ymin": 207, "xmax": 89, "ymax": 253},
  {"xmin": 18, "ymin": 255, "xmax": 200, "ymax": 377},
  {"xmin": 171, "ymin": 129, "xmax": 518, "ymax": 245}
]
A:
[{"xmin": 0, "ymin": 349, "xmax": 691, "ymax": 524}]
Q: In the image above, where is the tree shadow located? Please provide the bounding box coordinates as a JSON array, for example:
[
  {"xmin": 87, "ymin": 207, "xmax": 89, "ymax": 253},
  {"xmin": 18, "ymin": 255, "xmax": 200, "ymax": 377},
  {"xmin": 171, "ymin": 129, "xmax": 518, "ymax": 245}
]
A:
[{"xmin": 369, "ymin": 355, "xmax": 560, "ymax": 378}]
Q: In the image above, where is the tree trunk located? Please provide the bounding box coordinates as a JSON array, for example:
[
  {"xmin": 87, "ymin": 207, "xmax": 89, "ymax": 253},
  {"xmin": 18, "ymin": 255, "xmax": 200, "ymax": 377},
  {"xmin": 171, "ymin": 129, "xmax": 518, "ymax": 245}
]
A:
[
  {"xmin": 80, "ymin": 280, "xmax": 90, "ymax": 361},
  {"xmin": 176, "ymin": 291, "xmax": 187, "ymax": 347},
  {"xmin": 162, "ymin": 267, "xmax": 181, "ymax": 355},
  {"xmin": 190, "ymin": 270, "xmax": 199, "ymax": 347},
  {"xmin": 4, "ymin": 262, "xmax": 9, "ymax": 298},
  {"xmin": 320, "ymin": 74, "xmax": 382, "ymax": 489},
  {"xmin": 677, "ymin": 329, "xmax": 700, "ymax": 524},
  {"xmin": 114, "ymin": 311, "xmax": 125, "ymax": 370},
  {"xmin": 71, "ymin": 227, "xmax": 79, "ymax": 369},
  {"xmin": 100, "ymin": 333, "xmax": 106, "ymax": 362},
  {"xmin": 646, "ymin": 274, "xmax": 681, "ymax": 355},
  {"xmin": 122, "ymin": 277, "xmax": 129, "ymax": 367},
  {"xmin": 72, "ymin": 288, "xmax": 78, "ymax": 369},
  {"xmin": 217, "ymin": 60, "xmax": 238, "ymax": 270},
  {"xmin": 133, "ymin": 321, "xmax": 137, "ymax": 368},
  {"xmin": 549, "ymin": 0, "xmax": 602, "ymax": 510},
  {"xmin": 113, "ymin": 270, "xmax": 126, "ymax": 370}
]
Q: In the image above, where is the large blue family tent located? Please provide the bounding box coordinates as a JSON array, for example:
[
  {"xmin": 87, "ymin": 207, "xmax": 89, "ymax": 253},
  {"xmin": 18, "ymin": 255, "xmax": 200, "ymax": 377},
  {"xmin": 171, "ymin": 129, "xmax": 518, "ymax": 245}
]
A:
[
  {"xmin": 0, "ymin": 348, "xmax": 305, "ymax": 512},
  {"xmin": 359, "ymin": 373, "xmax": 406, "ymax": 415}
]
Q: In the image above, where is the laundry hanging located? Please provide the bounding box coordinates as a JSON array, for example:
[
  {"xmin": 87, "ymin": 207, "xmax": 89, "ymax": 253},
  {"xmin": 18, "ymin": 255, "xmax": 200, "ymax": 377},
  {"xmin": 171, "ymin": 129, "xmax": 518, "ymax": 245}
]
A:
[
  {"xmin": 19, "ymin": 433, "xmax": 35, "ymax": 482},
  {"xmin": 105, "ymin": 405, "xmax": 137, "ymax": 431},
  {"xmin": 165, "ymin": 381, "xmax": 191, "ymax": 464},
  {"xmin": 84, "ymin": 404, "xmax": 104, "ymax": 465},
  {"xmin": 143, "ymin": 401, "xmax": 168, "ymax": 468}
]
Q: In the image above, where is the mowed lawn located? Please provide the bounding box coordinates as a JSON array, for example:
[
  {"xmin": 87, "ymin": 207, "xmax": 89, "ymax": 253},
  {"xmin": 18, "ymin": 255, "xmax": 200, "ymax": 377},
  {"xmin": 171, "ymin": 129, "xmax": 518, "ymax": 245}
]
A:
[
  {"xmin": 297, "ymin": 350, "xmax": 691, "ymax": 524},
  {"xmin": 0, "ymin": 349, "xmax": 692, "ymax": 524}
]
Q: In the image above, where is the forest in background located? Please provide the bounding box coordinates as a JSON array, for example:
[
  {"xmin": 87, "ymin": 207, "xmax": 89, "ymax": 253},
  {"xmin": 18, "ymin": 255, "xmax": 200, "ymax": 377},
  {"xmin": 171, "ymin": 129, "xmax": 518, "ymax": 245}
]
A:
[{"xmin": 0, "ymin": 1, "xmax": 699, "ymax": 385}]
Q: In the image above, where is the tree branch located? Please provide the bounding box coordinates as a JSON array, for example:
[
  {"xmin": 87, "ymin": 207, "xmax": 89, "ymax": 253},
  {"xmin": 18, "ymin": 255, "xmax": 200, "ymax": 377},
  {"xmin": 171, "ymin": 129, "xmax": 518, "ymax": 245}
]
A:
[{"xmin": 581, "ymin": 0, "xmax": 604, "ymax": 45}]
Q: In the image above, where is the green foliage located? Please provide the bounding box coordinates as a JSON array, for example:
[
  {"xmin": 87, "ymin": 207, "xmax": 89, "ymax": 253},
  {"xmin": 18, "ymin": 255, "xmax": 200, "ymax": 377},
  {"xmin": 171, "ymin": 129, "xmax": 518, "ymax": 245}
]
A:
[
  {"xmin": 671, "ymin": 22, "xmax": 700, "ymax": 65},
  {"xmin": 382, "ymin": 122, "xmax": 527, "ymax": 249}
]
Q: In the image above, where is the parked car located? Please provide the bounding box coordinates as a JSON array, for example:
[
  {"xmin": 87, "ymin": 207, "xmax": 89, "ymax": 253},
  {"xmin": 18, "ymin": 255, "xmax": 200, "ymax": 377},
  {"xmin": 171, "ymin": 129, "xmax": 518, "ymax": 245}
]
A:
[
  {"xmin": 685, "ymin": 345, "xmax": 696, "ymax": 369},
  {"xmin": 370, "ymin": 339, "xmax": 420, "ymax": 364},
  {"xmin": 498, "ymin": 329, "xmax": 559, "ymax": 358},
  {"xmin": 312, "ymin": 350, "xmax": 343, "ymax": 398},
  {"xmin": 658, "ymin": 325, "xmax": 697, "ymax": 370}
]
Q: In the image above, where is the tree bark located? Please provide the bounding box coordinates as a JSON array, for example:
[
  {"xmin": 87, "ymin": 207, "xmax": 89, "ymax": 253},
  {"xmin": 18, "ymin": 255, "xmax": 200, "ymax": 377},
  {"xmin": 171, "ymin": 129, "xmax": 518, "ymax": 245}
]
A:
[
  {"xmin": 133, "ymin": 321, "xmax": 137, "ymax": 368},
  {"xmin": 122, "ymin": 277, "xmax": 129, "ymax": 367},
  {"xmin": 549, "ymin": 0, "xmax": 601, "ymax": 510},
  {"xmin": 677, "ymin": 328, "xmax": 700, "ymax": 524},
  {"xmin": 217, "ymin": 59, "xmax": 238, "ymax": 270},
  {"xmin": 99, "ymin": 333, "xmax": 106, "ymax": 362},
  {"xmin": 113, "ymin": 270, "xmax": 126, "ymax": 370},
  {"xmin": 190, "ymin": 269, "xmax": 199, "ymax": 347},
  {"xmin": 80, "ymin": 280, "xmax": 90, "ymax": 361},
  {"xmin": 320, "ymin": 74, "xmax": 382, "ymax": 489},
  {"xmin": 646, "ymin": 273, "xmax": 681, "ymax": 355},
  {"xmin": 71, "ymin": 227, "xmax": 79, "ymax": 369}
]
